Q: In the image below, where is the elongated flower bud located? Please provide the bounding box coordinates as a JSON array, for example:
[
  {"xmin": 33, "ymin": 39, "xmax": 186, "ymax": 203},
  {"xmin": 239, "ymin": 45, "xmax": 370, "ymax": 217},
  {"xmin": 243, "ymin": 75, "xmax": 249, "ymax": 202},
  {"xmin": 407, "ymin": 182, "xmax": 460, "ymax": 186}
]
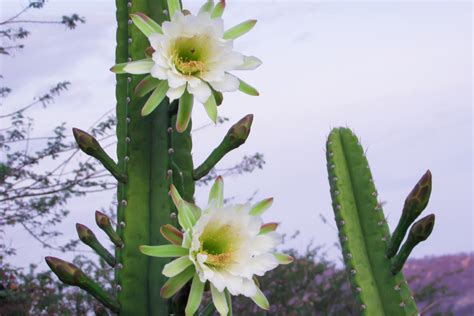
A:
[
  {"xmin": 226, "ymin": 114, "xmax": 253, "ymax": 148},
  {"xmin": 76, "ymin": 223, "xmax": 115, "ymax": 267},
  {"xmin": 387, "ymin": 170, "xmax": 432, "ymax": 258},
  {"xmin": 45, "ymin": 256, "xmax": 84, "ymax": 285},
  {"xmin": 72, "ymin": 128, "xmax": 127, "ymax": 183},
  {"xmin": 45, "ymin": 256, "xmax": 120, "ymax": 312},
  {"xmin": 95, "ymin": 211, "xmax": 123, "ymax": 248},
  {"xmin": 193, "ymin": 114, "xmax": 253, "ymax": 180},
  {"xmin": 391, "ymin": 214, "xmax": 435, "ymax": 274}
]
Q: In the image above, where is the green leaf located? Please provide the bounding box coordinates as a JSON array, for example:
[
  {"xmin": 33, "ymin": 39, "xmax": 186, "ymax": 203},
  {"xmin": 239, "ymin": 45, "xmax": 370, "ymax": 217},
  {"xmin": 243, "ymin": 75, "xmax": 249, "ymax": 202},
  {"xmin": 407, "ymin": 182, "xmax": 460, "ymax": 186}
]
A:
[
  {"xmin": 160, "ymin": 266, "xmax": 195, "ymax": 298},
  {"xmin": 208, "ymin": 176, "xmax": 224, "ymax": 207},
  {"xmin": 199, "ymin": 303, "xmax": 216, "ymax": 316},
  {"xmin": 212, "ymin": 89, "xmax": 223, "ymax": 106},
  {"xmin": 130, "ymin": 13, "xmax": 162, "ymax": 37},
  {"xmin": 163, "ymin": 256, "xmax": 193, "ymax": 277},
  {"xmin": 160, "ymin": 224, "xmax": 184, "ymax": 245},
  {"xmin": 141, "ymin": 81, "xmax": 169, "ymax": 116},
  {"xmin": 170, "ymin": 185, "xmax": 198, "ymax": 231},
  {"xmin": 176, "ymin": 90, "xmax": 193, "ymax": 132},
  {"xmin": 139, "ymin": 244, "xmax": 188, "ymax": 257},
  {"xmin": 203, "ymin": 94, "xmax": 218, "ymax": 123},
  {"xmin": 167, "ymin": 0, "xmax": 182, "ymax": 19},
  {"xmin": 185, "ymin": 274, "xmax": 205, "ymax": 316},
  {"xmin": 223, "ymin": 20, "xmax": 257, "ymax": 40},
  {"xmin": 273, "ymin": 253, "xmax": 294, "ymax": 265},
  {"xmin": 249, "ymin": 198, "xmax": 273, "ymax": 216},
  {"xmin": 211, "ymin": 0, "xmax": 225, "ymax": 19},
  {"xmin": 199, "ymin": 0, "xmax": 214, "ymax": 14},
  {"xmin": 251, "ymin": 286, "xmax": 269, "ymax": 310},
  {"xmin": 134, "ymin": 75, "xmax": 161, "ymax": 97},
  {"xmin": 225, "ymin": 289, "xmax": 233, "ymax": 316},
  {"xmin": 259, "ymin": 222, "xmax": 279, "ymax": 234},
  {"xmin": 210, "ymin": 284, "xmax": 228, "ymax": 315},
  {"xmin": 238, "ymin": 78, "xmax": 259, "ymax": 96},
  {"xmin": 110, "ymin": 59, "xmax": 153, "ymax": 74}
]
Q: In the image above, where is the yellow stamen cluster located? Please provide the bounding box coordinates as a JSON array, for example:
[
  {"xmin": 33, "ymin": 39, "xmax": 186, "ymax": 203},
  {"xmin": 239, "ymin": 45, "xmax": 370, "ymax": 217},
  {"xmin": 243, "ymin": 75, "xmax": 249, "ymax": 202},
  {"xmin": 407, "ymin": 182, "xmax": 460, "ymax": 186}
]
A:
[{"xmin": 174, "ymin": 55, "xmax": 206, "ymax": 76}]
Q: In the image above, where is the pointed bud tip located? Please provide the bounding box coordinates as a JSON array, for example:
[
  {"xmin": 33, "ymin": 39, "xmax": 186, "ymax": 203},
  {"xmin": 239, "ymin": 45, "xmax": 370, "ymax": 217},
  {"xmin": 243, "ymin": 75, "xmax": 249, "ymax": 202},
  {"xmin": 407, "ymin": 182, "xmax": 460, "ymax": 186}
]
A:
[
  {"xmin": 95, "ymin": 211, "xmax": 110, "ymax": 226},
  {"xmin": 411, "ymin": 214, "xmax": 435, "ymax": 242},
  {"xmin": 45, "ymin": 256, "xmax": 62, "ymax": 268}
]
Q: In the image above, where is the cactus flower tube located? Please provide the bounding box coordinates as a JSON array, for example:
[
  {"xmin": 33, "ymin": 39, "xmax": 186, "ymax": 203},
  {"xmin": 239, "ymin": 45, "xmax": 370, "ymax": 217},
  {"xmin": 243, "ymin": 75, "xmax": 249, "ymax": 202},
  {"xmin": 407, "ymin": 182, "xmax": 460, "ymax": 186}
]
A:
[
  {"xmin": 111, "ymin": 0, "xmax": 261, "ymax": 132},
  {"xmin": 140, "ymin": 177, "xmax": 292, "ymax": 315}
]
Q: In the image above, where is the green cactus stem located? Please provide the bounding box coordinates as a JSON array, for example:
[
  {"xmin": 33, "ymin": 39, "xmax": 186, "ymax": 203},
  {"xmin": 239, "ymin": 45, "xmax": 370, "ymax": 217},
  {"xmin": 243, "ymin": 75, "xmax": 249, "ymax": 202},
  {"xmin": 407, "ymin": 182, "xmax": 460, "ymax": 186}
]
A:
[
  {"xmin": 193, "ymin": 114, "xmax": 253, "ymax": 180},
  {"xmin": 386, "ymin": 170, "xmax": 432, "ymax": 258},
  {"xmin": 391, "ymin": 214, "xmax": 435, "ymax": 274},
  {"xmin": 76, "ymin": 223, "xmax": 116, "ymax": 267},
  {"xmin": 45, "ymin": 257, "xmax": 120, "ymax": 312},
  {"xmin": 95, "ymin": 211, "xmax": 123, "ymax": 248},
  {"xmin": 72, "ymin": 128, "xmax": 127, "ymax": 183},
  {"xmin": 48, "ymin": 0, "xmax": 256, "ymax": 314},
  {"xmin": 326, "ymin": 127, "xmax": 418, "ymax": 315}
]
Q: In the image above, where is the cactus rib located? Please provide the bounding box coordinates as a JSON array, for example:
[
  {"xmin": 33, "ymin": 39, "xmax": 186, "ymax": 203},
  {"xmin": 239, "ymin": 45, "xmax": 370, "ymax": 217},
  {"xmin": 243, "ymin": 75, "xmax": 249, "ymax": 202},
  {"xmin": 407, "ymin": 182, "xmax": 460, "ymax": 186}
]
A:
[{"xmin": 326, "ymin": 127, "xmax": 418, "ymax": 316}]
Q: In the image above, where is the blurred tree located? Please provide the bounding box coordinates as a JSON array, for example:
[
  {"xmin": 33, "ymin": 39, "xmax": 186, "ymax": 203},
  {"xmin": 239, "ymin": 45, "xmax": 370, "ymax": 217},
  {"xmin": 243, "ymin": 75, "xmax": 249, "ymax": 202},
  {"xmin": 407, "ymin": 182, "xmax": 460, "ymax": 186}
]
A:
[{"xmin": 0, "ymin": 0, "xmax": 265, "ymax": 260}]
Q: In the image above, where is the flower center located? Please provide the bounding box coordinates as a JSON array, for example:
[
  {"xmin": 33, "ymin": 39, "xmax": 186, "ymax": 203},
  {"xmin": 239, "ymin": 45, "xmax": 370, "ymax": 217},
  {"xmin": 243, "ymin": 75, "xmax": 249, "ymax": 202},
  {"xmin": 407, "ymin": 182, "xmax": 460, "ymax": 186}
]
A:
[
  {"xmin": 173, "ymin": 35, "xmax": 209, "ymax": 76},
  {"xmin": 199, "ymin": 223, "xmax": 239, "ymax": 268}
]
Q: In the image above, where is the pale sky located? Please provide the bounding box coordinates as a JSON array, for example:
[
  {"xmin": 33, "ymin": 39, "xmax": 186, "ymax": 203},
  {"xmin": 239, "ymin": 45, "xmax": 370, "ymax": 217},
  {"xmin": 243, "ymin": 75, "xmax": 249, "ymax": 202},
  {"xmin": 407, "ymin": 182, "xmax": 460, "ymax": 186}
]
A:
[{"xmin": 1, "ymin": 0, "xmax": 472, "ymax": 269}]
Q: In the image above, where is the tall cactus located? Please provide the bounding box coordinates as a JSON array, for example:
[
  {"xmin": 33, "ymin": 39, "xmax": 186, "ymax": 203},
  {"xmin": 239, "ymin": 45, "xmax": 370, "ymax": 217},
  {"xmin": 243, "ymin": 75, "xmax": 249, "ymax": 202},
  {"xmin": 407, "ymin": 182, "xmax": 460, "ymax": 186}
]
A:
[
  {"xmin": 326, "ymin": 127, "xmax": 435, "ymax": 315},
  {"xmin": 46, "ymin": 0, "xmax": 260, "ymax": 314}
]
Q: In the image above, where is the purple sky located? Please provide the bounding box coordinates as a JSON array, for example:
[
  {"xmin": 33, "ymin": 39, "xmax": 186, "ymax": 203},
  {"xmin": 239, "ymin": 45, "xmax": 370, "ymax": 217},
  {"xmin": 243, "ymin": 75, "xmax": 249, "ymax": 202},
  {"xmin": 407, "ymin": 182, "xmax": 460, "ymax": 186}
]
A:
[{"xmin": 1, "ymin": 0, "xmax": 472, "ymax": 269}]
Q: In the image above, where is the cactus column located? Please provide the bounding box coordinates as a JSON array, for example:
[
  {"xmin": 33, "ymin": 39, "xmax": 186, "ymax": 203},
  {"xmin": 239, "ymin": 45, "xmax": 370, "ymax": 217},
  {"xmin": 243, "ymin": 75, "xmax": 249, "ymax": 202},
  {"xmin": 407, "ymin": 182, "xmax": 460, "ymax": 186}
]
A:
[
  {"xmin": 115, "ymin": 0, "xmax": 194, "ymax": 314},
  {"xmin": 325, "ymin": 127, "xmax": 435, "ymax": 316}
]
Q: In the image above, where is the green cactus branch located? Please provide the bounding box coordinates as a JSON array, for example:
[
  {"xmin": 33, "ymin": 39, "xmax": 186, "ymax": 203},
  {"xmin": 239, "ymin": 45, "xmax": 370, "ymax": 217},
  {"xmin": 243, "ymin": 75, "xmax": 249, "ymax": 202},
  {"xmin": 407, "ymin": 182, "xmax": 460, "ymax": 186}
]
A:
[
  {"xmin": 326, "ymin": 127, "xmax": 418, "ymax": 316},
  {"xmin": 45, "ymin": 257, "xmax": 120, "ymax": 313},
  {"xmin": 193, "ymin": 114, "xmax": 254, "ymax": 180}
]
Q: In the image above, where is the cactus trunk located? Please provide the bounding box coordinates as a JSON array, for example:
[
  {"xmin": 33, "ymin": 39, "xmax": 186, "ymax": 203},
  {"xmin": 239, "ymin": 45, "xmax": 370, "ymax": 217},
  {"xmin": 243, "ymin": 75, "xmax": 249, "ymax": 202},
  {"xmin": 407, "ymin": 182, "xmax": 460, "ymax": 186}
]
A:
[{"xmin": 115, "ymin": 0, "xmax": 193, "ymax": 314}]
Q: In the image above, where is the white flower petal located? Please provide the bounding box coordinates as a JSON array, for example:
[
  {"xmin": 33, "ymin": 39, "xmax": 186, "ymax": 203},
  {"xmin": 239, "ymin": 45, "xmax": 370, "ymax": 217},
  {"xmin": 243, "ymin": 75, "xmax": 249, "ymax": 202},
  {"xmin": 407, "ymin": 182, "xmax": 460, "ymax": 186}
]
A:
[
  {"xmin": 167, "ymin": 70, "xmax": 187, "ymax": 88},
  {"xmin": 187, "ymin": 80, "xmax": 212, "ymax": 103},
  {"xmin": 209, "ymin": 73, "xmax": 240, "ymax": 92},
  {"xmin": 150, "ymin": 65, "xmax": 167, "ymax": 80},
  {"xmin": 240, "ymin": 278, "xmax": 258, "ymax": 297},
  {"xmin": 166, "ymin": 84, "xmax": 186, "ymax": 101}
]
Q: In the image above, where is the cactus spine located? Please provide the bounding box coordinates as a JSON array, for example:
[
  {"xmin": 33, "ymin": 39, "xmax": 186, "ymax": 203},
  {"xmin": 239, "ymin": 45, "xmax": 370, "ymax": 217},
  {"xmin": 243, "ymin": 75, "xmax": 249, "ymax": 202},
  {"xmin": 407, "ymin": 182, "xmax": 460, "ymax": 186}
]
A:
[{"xmin": 326, "ymin": 127, "xmax": 435, "ymax": 315}]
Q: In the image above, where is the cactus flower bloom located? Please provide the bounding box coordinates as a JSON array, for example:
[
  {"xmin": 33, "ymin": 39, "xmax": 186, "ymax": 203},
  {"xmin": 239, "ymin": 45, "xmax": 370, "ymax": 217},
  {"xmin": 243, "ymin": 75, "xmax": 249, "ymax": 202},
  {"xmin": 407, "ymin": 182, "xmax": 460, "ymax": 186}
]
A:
[
  {"xmin": 140, "ymin": 177, "xmax": 292, "ymax": 315},
  {"xmin": 111, "ymin": 0, "xmax": 261, "ymax": 132}
]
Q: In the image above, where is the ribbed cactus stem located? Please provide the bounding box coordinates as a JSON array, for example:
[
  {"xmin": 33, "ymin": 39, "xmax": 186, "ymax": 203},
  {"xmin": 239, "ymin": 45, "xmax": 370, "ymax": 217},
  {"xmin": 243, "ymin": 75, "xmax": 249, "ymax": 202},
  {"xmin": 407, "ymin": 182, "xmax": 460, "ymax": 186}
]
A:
[
  {"xmin": 387, "ymin": 170, "xmax": 432, "ymax": 258},
  {"xmin": 72, "ymin": 128, "xmax": 127, "ymax": 183},
  {"xmin": 76, "ymin": 223, "xmax": 116, "ymax": 267},
  {"xmin": 114, "ymin": 1, "xmax": 194, "ymax": 314},
  {"xmin": 95, "ymin": 211, "xmax": 123, "ymax": 248},
  {"xmin": 45, "ymin": 257, "xmax": 120, "ymax": 312},
  {"xmin": 391, "ymin": 214, "xmax": 435, "ymax": 274},
  {"xmin": 326, "ymin": 127, "xmax": 418, "ymax": 316},
  {"xmin": 193, "ymin": 114, "xmax": 253, "ymax": 180}
]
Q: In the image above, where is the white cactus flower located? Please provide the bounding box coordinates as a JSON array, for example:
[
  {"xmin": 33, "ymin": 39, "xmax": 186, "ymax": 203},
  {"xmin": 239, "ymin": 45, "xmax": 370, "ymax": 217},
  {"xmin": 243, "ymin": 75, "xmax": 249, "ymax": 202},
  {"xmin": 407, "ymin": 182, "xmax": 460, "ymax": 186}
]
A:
[
  {"xmin": 111, "ymin": 0, "xmax": 262, "ymax": 132},
  {"xmin": 140, "ymin": 176, "xmax": 293, "ymax": 316}
]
